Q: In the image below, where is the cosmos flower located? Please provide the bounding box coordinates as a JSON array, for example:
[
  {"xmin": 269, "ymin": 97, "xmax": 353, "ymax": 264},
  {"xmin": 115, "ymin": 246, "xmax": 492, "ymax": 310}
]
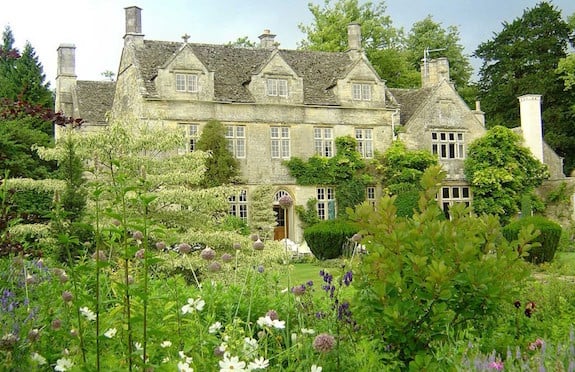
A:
[{"xmin": 182, "ymin": 297, "xmax": 206, "ymax": 314}]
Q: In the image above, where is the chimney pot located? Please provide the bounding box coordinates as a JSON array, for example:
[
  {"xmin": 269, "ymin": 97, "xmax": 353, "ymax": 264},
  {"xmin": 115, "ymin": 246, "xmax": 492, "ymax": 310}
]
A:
[
  {"xmin": 347, "ymin": 23, "xmax": 361, "ymax": 51},
  {"xmin": 258, "ymin": 29, "xmax": 276, "ymax": 49},
  {"xmin": 57, "ymin": 44, "xmax": 76, "ymax": 77},
  {"xmin": 124, "ymin": 6, "xmax": 144, "ymax": 43}
]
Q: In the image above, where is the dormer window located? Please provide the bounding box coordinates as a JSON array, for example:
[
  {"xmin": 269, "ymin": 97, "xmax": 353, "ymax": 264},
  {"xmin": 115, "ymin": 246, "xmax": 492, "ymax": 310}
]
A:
[
  {"xmin": 175, "ymin": 73, "xmax": 199, "ymax": 92},
  {"xmin": 267, "ymin": 78, "xmax": 288, "ymax": 97},
  {"xmin": 352, "ymin": 83, "xmax": 371, "ymax": 101}
]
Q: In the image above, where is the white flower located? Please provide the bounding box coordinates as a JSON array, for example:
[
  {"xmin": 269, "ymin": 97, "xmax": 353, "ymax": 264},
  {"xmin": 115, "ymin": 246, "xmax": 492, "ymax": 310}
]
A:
[
  {"xmin": 301, "ymin": 328, "xmax": 315, "ymax": 335},
  {"xmin": 79, "ymin": 307, "xmax": 96, "ymax": 321},
  {"xmin": 31, "ymin": 352, "xmax": 47, "ymax": 365},
  {"xmin": 162, "ymin": 357, "xmax": 170, "ymax": 364},
  {"xmin": 272, "ymin": 319, "xmax": 285, "ymax": 329},
  {"xmin": 134, "ymin": 342, "xmax": 143, "ymax": 351},
  {"xmin": 160, "ymin": 340, "xmax": 172, "ymax": 348},
  {"xmin": 182, "ymin": 297, "xmax": 206, "ymax": 314},
  {"xmin": 311, "ymin": 365, "xmax": 323, "ymax": 372},
  {"xmin": 291, "ymin": 333, "xmax": 297, "ymax": 343},
  {"xmin": 209, "ymin": 321, "xmax": 222, "ymax": 334},
  {"xmin": 104, "ymin": 328, "xmax": 117, "ymax": 338},
  {"xmin": 179, "ymin": 351, "xmax": 193, "ymax": 364},
  {"xmin": 243, "ymin": 337, "xmax": 258, "ymax": 357},
  {"xmin": 219, "ymin": 352, "xmax": 246, "ymax": 372},
  {"xmin": 54, "ymin": 357, "xmax": 74, "ymax": 371},
  {"xmin": 178, "ymin": 361, "xmax": 194, "ymax": 372},
  {"xmin": 247, "ymin": 356, "xmax": 269, "ymax": 370},
  {"xmin": 256, "ymin": 316, "xmax": 273, "ymax": 328}
]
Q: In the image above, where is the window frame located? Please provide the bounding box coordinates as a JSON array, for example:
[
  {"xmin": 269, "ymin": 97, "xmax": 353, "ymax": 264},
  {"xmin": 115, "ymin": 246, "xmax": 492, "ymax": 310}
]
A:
[
  {"xmin": 431, "ymin": 131, "xmax": 465, "ymax": 159},
  {"xmin": 355, "ymin": 128, "xmax": 374, "ymax": 158},
  {"xmin": 226, "ymin": 125, "xmax": 246, "ymax": 158},
  {"xmin": 316, "ymin": 187, "xmax": 336, "ymax": 220},
  {"xmin": 314, "ymin": 127, "xmax": 334, "ymax": 157},
  {"xmin": 228, "ymin": 189, "xmax": 248, "ymax": 222},
  {"xmin": 352, "ymin": 83, "xmax": 372, "ymax": 101},
  {"xmin": 175, "ymin": 73, "xmax": 199, "ymax": 93},
  {"xmin": 436, "ymin": 185, "xmax": 472, "ymax": 219},
  {"xmin": 179, "ymin": 123, "xmax": 199, "ymax": 153},
  {"xmin": 266, "ymin": 78, "xmax": 288, "ymax": 97},
  {"xmin": 270, "ymin": 126, "xmax": 291, "ymax": 159}
]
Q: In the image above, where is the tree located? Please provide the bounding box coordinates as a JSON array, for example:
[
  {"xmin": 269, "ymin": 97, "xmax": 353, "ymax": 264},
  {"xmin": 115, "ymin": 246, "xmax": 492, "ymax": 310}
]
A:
[
  {"xmin": 298, "ymin": 0, "xmax": 419, "ymax": 88},
  {"xmin": 464, "ymin": 126, "xmax": 549, "ymax": 221},
  {"xmin": 405, "ymin": 16, "xmax": 474, "ymax": 101},
  {"xmin": 225, "ymin": 36, "xmax": 256, "ymax": 48},
  {"xmin": 474, "ymin": 2, "xmax": 575, "ymax": 174},
  {"xmin": 248, "ymin": 184, "xmax": 277, "ymax": 239},
  {"xmin": 196, "ymin": 119, "xmax": 241, "ymax": 188}
]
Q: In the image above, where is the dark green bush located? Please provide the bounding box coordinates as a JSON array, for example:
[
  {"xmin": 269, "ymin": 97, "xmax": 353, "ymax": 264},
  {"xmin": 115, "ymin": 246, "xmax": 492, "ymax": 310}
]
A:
[
  {"xmin": 394, "ymin": 189, "xmax": 420, "ymax": 217},
  {"xmin": 503, "ymin": 216, "xmax": 562, "ymax": 264},
  {"xmin": 13, "ymin": 189, "xmax": 53, "ymax": 223},
  {"xmin": 303, "ymin": 219, "xmax": 356, "ymax": 260}
]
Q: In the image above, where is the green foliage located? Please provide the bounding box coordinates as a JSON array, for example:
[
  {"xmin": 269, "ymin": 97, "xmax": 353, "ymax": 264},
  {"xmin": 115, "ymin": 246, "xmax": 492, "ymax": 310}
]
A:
[
  {"xmin": 56, "ymin": 130, "xmax": 87, "ymax": 222},
  {"xmin": 248, "ymin": 185, "xmax": 277, "ymax": 239},
  {"xmin": 474, "ymin": 2, "xmax": 575, "ymax": 174},
  {"xmin": 297, "ymin": 0, "xmax": 419, "ymax": 88},
  {"xmin": 393, "ymin": 189, "xmax": 420, "ymax": 217},
  {"xmin": 295, "ymin": 198, "xmax": 320, "ymax": 228},
  {"xmin": 370, "ymin": 140, "xmax": 437, "ymax": 194},
  {"xmin": 12, "ymin": 189, "xmax": 53, "ymax": 223},
  {"xmin": 405, "ymin": 15, "xmax": 473, "ymax": 91},
  {"xmin": 503, "ymin": 216, "xmax": 562, "ymax": 264},
  {"xmin": 349, "ymin": 165, "xmax": 532, "ymax": 365},
  {"xmin": 219, "ymin": 215, "xmax": 250, "ymax": 236},
  {"xmin": 196, "ymin": 119, "xmax": 241, "ymax": 187},
  {"xmin": 303, "ymin": 219, "xmax": 357, "ymax": 260},
  {"xmin": 285, "ymin": 136, "xmax": 368, "ymax": 218},
  {"xmin": 464, "ymin": 126, "xmax": 549, "ymax": 221},
  {"xmin": 225, "ymin": 36, "xmax": 257, "ymax": 48}
]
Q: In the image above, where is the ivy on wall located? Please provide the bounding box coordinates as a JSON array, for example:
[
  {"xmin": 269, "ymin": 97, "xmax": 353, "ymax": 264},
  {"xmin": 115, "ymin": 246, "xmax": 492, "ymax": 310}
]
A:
[{"xmin": 284, "ymin": 136, "xmax": 372, "ymax": 218}]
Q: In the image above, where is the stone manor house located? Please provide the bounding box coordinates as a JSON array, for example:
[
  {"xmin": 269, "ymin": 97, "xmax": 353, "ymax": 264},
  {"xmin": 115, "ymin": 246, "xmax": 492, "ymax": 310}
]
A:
[{"xmin": 54, "ymin": 6, "xmax": 566, "ymax": 243}]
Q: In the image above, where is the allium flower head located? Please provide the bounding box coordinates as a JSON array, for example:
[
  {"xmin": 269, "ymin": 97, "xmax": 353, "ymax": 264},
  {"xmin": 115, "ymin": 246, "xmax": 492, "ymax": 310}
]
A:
[
  {"xmin": 252, "ymin": 239, "xmax": 264, "ymax": 251},
  {"xmin": 250, "ymin": 234, "xmax": 260, "ymax": 242},
  {"xmin": 233, "ymin": 242, "xmax": 242, "ymax": 250},
  {"xmin": 156, "ymin": 241, "xmax": 166, "ymax": 250},
  {"xmin": 28, "ymin": 329, "xmax": 40, "ymax": 342},
  {"xmin": 51, "ymin": 319, "xmax": 62, "ymax": 330},
  {"xmin": 313, "ymin": 333, "xmax": 335, "ymax": 353},
  {"xmin": 266, "ymin": 310, "xmax": 278, "ymax": 320},
  {"xmin": 257, "ymin": 265, "xmax": 265, "ymax": 273},
  {"xmin": 200, "ymin": 247, "xmax": 216, "ymax": 261},
  {"xmin": 92, "ymin": 250, "xmax": 107, "ymax": 261},
  {"xmin": 62, "ymin": 291, "xmax": 73, "ymax": 303},
  {"xmin": 291, "ymin": 284, "xmax": 306, "ymax": 296},
  {"xmin": 179, "ymin": 243, "xmax": 192, "ymax": 254},
  {"xmin": 222, "ymin": 253, "xmax": 233, "ymax": 262},
  {"xmin": 0, "ymin": 333, "xmax": 18, "ymax": 350},
  {"xmin": 132, "ymin": 231, "xmax": 144, "ymax": 241},
  {"xmin": 135, "ymin": 248, "xmax": 145, "ymax": 259},
  {"xmin": 208, "ymin": 261, "xmax": 222, "ymax": 272}
]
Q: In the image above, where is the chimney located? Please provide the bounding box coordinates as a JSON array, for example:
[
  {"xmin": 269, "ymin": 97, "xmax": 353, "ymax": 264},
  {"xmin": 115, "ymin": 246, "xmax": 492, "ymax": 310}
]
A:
[
  {"xmin": 347, "ymin": 23, "xmax": 361, "ymax": 51},
  {"xmin": 124, "ymin": 6, "xmax": 144, "ymax": 44},
  {"xmin": 421, "ymin": 57, "xmax": 450, "ymax": 87},
  {"xmin": 473, "ymin": 100, "xmax": 485, "ymax": 126},
  {"xmin": 55, "ymin": 44, "xmax": 77, "ymax": 117},
  {"xmin": 258, "ymin": 29, "xmax": 276, "ymax": 49},
  {"xmin": 518, "ymin": 94, "xmax": 544, "ymax": 163}
]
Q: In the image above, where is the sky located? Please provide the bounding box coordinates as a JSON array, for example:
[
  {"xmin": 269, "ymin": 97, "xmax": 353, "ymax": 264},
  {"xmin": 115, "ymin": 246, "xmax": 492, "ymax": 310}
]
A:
[{"xmin": 2, "ymin": 0, "xmax": 575, "ymax": 87}]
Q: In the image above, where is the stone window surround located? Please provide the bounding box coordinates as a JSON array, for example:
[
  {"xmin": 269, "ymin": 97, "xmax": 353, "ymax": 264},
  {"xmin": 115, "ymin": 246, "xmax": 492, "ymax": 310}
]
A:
[
  {"xmin": 314, "ymin": 126, "xmax": 334, "ymax": 158},
  {"xmin": 226, "ymin": 125, "xmax": 246, "ymax": 158},
  {"xmin": 270, "ymin": 126, "xmax": 290, "ymax": 159},
  {"xmin": 229, "ymin": 189, "xmax": 248, "ymax": 221},
  {"xmin": 179, "ymin": 123, "xmax": 199, "ymax": 153},
  {"xmin": 266, "ymin": 77, "xmax": 288, "ymax": 97},
  {"xmin": 352, "ymin": 82, "xmax": 372, "ymax": 101},
  {"xmin": 175, "ymin": 72, "xmax": 199, "ymax": 93},
  {"xmin": 317, "ymin": 186, "xmax": 336, "ymax": 220},
  {"xmin": 355, "ymin": 128, "xmax": 374, "ymax": 158},
  {"xmin": 431, "ymin": 130, "xmax": 465, "ymax": 159},
  {"xmin": 437, "ymin": 185, "xmax": 471, "ymax": 219}
]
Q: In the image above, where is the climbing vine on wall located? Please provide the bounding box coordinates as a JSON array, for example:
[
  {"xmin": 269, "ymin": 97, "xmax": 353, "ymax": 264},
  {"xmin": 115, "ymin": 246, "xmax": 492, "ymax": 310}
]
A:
[{"xmin": 284, "ymin": 136, "xmax": 372, "ymax": 218}]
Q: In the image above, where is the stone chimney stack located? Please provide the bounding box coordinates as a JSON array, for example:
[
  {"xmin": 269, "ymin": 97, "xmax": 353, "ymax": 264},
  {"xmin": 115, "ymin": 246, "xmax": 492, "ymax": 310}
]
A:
[
  {"xmin": 347, "ymin": 23, "xmax": 361, "ymax": 51},
  {"xmin": 258, "ymin": 29, "xmax": 276, "ymax": 49},
  {"xmin": 55, "ymin": 44, "xmax": 77, "ymax": 117},
  {"xmin": 519, "ymin": 94, "xmax": 544, "ymax": 163},
  {"xmin": 421, "ymin": 57, "xmax": 450, "ymax": 87},
  {"xmin": 124, "ymin": 6, "xmax": 144, "ymax": 44},
  {"xmin": 473, "ymin": 100, "xmax": 485, "ymax": 126}
]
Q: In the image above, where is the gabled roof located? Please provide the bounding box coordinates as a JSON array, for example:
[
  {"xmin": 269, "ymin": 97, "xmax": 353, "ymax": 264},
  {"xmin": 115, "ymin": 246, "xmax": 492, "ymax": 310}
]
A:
[
  {"xmin": 133, "ymin": 40, "xmax": 355, "ymax": 105},
  {"xmin": 388, "ymin": 87, "xmax": 435, "ymax": 125},
  {"xmin": 76, "ymin": 80, "xmax": 115, "ymax": 123}
]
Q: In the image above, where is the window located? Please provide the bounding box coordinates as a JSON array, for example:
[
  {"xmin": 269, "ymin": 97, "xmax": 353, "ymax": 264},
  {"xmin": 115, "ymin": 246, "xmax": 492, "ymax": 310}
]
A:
[
  {"xmin": 366, "ymin": 186, "xmax": 376, "ymax": 209},
  {"xmin": 314, "ymin": 127, "xmax": 333, "ymax": 157},
  {"xmin": 175, "ymin": 73, "xmax": 199, "ymax": 92},
  {"xmin": 266, "ymin": 78, "xmax": 288, "ymax": 97},
  {"xmin": 179, "ymin": 124, "xmax": 199, "ymax": 153},
  {"xmin": 437, "ymin": 185, "xmax": 471, "ymax": 219},
  {"xmin": 229, "ymin": 190, "xmax": 248, "ymax": 222},
  {"xmin": 317, "ymin": 187, "xmax": 336, "ymax": 220},
  {"xmin": 271, "ymin": 127, "xmax": 290, "ymax": 158},
  {"xmin": 226, "ymin": 126, "xmax": 246, "ymax": 158},
  {"xmin": 352, "ymin": 83, "xmax": 372, "ymax": 101},
  {"xmin": 431, "ymin": 131, "xmax": 465, "ymax": 159},
  {"xmin": 355, "ymin": 128, "xmax": 373, "ymax": 158}
]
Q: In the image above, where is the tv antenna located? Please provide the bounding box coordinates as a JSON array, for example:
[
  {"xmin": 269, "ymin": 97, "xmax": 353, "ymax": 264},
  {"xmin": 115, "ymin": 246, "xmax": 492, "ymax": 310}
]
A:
[{"xmin": 423, "ymin": 47, "xmax": 446, "ymax": 77}]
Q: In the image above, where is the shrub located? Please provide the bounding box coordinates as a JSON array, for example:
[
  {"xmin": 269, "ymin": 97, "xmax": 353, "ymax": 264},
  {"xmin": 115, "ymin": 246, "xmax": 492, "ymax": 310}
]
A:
[
  {"xmin": 303, "ymin": 219, "xmax": 356, "ymax": 260},
  {"xmin": 394, "ymin": 188, "xmax": 420, "ymax": 217},
  {"xmin": 503, "ymin": 216, "xmax": 562, "ymax": 264},
  {"xmin": 348, "ymin": 166, "xmax": 533, "ymax": 366}
]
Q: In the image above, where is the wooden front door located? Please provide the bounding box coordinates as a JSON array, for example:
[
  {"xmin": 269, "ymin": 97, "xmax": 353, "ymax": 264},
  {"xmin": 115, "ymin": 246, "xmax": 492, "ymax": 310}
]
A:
[{"xmin": 273, "ymin": 205, "xmax": 288, "ymax": 240}]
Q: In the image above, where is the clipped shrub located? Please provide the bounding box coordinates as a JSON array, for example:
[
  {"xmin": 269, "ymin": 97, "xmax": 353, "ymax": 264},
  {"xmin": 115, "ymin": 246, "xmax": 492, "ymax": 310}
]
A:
[
  {"xmin": 503, "ymin": 216, "xmax": 562, "ymax": 264},
  {"xmin": 303, "ymin": 219, "xmax": 357, "ymax": 260}
]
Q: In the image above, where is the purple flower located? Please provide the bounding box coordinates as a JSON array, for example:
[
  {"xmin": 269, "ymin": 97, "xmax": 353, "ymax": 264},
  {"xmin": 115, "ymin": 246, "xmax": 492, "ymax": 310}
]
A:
[
  {"xmin": 253, "ymin": 239, "xmax": 264, "ymax": 251},
  {"xmin": 222, "ymin": 253, "xmax": 233, "ymax": 263},
  {"xmin": 250, "ymin": 234, "xmax": 260, "ymax": 242},
  {"xmin": 257, "ymin": 265, "xmax": 265, "ymax": 273},
  {"xmin": 51, "ymin": 319, "xmax": 62, "ymax": 330},
  {"xmin": 233, "ymin": 242, "xmax": 242, "ymax": 250},
  {"xmin": 208, "ymin": 261, "xmax": 222, "ymax": 272},
  {"xmin": 178, "ymin": 243, "xmax": 192, "ymax": 254},
  {"xmin": 156, "ymin": 241, "xmax": 166, "ymax": 250},
  {"xmin": 92, "ymin": 250, "xmax": 107, "ymax": 261},
  {"xmin": 342, "ymin": 271, "xmax": 353, "ymax": 286},
  {"xmin": 488, "ymin": 361, "xmax": 504, "ymax": 370},
  {"xmin": 306, "ymin": 280, "xmax": 314, "ymax": 287},
  {"xmin": 132, "ymin": 231, "xmax": 144, "ymax": 241},
  {"xmin": 266, "ymin": 310, "xmax": 278, "ymax": 321},
  {"xmin": 278, "ymin": 194, "xmax": 293, "ymax": 208},
  {"xmin": 312, "ymin": 333, "xmax": 335, "ymax": 353},
  {"xmin": 291, "ymin": 285, "xmax": 306, "ymax": 296},
  {"xmin": 135, "ymin": 248, "xmax": 145, "ymax": 259},
  {"xmin": 62, "ymin": 291, "xmax": 73, "ymax": 303}
]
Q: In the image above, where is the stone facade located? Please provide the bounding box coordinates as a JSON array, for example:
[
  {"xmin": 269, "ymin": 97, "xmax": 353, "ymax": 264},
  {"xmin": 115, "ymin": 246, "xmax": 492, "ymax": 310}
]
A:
[{"xmin": 55, "ymin": 6, "xmax": 567, "ymax": 242}]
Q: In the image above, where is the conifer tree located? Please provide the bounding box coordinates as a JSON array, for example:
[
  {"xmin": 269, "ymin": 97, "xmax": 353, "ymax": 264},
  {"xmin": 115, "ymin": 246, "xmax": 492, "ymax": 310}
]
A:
[{"xmin": 196, "ymin": 120, "xmax": 241, "ymax": 187}]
